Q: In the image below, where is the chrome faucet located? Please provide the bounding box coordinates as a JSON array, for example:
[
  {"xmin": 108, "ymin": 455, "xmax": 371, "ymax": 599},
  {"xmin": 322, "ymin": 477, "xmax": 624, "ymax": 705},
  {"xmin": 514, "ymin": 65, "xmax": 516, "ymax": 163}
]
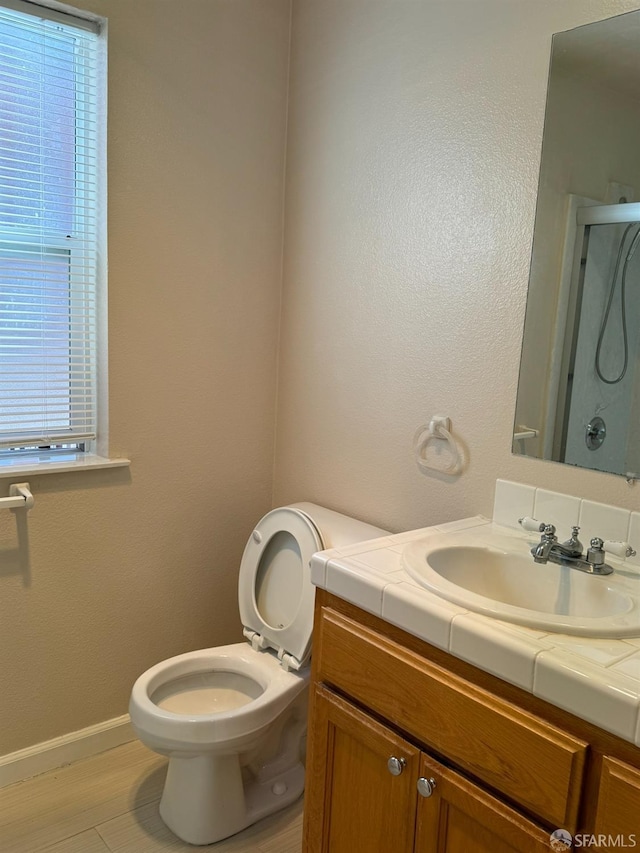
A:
[
  {"xmin": 531, "ymin": 524, "xmax": 583, "ymax": 564},
  {"xmin": 531, "ymin": 524, "xmax": 558, "ymax": 564},
  {"xmin": 519, "ymin": 518, "xmax": 636, "ymax": 576}
]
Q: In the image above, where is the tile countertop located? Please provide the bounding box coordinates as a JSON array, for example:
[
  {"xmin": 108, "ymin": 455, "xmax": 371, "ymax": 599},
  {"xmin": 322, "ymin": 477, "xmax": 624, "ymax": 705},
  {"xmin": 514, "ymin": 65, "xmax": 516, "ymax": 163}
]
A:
[{"xmin": 310, "ymin": 516, "xmax": 640, "ymax": 748}]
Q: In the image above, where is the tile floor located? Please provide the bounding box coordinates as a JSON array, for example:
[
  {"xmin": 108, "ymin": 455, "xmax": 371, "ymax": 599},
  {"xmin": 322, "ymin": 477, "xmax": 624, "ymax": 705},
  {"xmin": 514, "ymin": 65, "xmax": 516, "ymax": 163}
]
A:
[{"xmin": 0, "ymin": 741, "xmax": 303, "ymax": 853}]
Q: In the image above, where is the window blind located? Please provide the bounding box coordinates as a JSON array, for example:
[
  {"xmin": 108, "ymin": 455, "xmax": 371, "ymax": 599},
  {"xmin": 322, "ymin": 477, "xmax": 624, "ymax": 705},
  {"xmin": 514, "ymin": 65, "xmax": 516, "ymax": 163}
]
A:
[{"xmin": 0, "ymin": 0, "xmax": 101, "ymax": 450}]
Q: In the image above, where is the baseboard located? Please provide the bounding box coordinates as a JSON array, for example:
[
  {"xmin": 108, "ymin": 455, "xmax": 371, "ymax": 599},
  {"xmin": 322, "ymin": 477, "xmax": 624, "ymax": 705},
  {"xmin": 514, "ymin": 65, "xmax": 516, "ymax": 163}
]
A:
[{"xmin": 0, "ymin": 714, "xmax": 135, "ymax": 789}]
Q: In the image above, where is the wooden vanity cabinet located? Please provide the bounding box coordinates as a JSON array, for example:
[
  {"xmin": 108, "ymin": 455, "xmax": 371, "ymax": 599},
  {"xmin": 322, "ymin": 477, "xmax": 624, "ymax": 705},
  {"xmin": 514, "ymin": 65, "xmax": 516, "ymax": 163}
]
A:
[
  {"xmin": 307, "ymin": 685, "xmax": 551, "ymax": 853},
  {"xmin": 305, "ymin": 685, "xmax": 420, "ymax": 853},
  {"xmin": 594, "ymin": 757, "xmax": 640, "ymax": 839},
  {"xmin": 415, "ymin": 751, "xmax": 551, "ymax": 852},
  {"xmin": 303, "ymin": 591, "xmax": 640, "ymax": 852}
]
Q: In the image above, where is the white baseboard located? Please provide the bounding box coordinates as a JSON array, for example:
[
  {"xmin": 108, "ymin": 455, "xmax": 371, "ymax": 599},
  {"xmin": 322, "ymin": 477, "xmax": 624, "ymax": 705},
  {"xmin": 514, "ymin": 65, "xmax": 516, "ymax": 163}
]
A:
[{"xmin": 0, "ymin": 714, "xmax": 135, "ymax": 789}]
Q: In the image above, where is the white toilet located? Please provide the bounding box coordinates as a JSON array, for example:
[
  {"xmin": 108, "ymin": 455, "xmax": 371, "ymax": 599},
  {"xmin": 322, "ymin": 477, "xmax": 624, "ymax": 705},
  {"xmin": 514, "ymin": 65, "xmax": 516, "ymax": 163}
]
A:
[{"xmin": 129, "ymin": 502, "xmax": 387, "ymax": 845}]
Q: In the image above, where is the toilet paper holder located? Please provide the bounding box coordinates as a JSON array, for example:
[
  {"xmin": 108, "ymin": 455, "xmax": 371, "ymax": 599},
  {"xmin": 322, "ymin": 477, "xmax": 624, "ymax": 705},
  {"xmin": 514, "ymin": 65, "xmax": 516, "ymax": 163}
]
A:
[{"xmin": 0, "ymin": 482, "xmax": 35, "ymax": 511}]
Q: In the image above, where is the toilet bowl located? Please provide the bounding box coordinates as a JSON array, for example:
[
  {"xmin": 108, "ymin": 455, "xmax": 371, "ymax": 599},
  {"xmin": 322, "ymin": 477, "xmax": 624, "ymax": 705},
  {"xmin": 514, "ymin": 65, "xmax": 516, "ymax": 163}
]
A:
[{"xmin": 129, "ymin": 502, "xmax": 387, "ymax": 845}]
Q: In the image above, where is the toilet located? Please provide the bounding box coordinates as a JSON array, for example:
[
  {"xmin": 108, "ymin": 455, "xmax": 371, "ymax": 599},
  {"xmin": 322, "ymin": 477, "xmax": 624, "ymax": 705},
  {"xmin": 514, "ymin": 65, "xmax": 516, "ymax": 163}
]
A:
[{"xmin": 129, "ymin": 502, "xmax": 387, "ymax": 845}]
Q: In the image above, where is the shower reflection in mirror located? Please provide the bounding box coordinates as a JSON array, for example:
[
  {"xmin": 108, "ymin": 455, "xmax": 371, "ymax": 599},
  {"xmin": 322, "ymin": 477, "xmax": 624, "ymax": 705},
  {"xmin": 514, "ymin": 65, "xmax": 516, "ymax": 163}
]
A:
[
  {"xmin": 553, "ymin": 202, "xmax": 640, "ymax": 476},
  {"xmin": 513, "ymin": 8, "xmax": 640, "ymax": 479}
]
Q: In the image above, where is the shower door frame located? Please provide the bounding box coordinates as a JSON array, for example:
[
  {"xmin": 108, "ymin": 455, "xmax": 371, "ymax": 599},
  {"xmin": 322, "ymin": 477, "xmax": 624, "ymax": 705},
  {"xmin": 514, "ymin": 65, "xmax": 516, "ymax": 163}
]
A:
[{"xmin": 545, "ymin": 194, "xmax": 596, "ymax": 461}]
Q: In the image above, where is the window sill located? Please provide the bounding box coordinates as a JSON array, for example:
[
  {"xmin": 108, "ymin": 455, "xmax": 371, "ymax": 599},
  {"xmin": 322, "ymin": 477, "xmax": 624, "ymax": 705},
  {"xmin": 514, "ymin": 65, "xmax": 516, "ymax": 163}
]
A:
[{"xmin": 0, "ymin": 454, "xmax": 130, "ymax": 478}]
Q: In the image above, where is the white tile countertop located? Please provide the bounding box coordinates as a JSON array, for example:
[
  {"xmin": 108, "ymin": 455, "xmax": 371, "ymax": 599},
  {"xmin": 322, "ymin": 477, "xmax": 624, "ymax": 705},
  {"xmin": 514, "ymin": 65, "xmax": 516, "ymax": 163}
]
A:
[{"xmin": 310, "ymin": 516, "xmax": 640, "ymax": 748}]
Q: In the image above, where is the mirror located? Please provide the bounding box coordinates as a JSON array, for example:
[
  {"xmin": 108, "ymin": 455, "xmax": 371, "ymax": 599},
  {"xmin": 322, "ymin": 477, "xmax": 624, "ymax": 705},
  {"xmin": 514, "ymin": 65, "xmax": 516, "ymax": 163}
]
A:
[{"xmin": 514, "ymin": 10, "xmax": 640, "ymax": 478}]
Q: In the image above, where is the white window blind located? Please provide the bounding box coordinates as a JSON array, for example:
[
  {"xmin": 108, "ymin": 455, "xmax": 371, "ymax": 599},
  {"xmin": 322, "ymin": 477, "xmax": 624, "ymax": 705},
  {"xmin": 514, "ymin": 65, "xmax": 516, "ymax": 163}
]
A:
[{"xmin": 0, "ymin": 0, "xmax": 102, "ymax": 451}]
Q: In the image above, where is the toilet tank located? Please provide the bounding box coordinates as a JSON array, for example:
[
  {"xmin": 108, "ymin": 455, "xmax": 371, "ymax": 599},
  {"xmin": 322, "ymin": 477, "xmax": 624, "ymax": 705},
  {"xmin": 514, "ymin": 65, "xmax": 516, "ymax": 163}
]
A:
[{"xmin": 289, "ymin": 502, "xmax": 389, "ymax": 550}]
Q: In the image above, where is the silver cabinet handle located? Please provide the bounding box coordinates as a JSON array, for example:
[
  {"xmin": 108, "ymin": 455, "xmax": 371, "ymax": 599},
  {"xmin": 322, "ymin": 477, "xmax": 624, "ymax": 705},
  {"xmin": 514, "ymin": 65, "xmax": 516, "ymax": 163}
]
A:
[
  {"xmin": 387, "ymin": 756, "xmax": 406, "ymax": 776},
  {"xmin": 417, "ymin": 776, "xmax": 437, "ymax": 797}
]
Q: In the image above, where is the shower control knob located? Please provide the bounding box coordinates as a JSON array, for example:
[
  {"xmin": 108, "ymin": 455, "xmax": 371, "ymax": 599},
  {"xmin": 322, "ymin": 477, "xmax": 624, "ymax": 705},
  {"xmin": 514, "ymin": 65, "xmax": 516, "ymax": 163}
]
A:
[
  {"xmin": 387, "ymin": 756, "xmax": 406, "ymax": 776},
  {"xmin": 585, "ymin": 416, "xmax": 606, "ymax": 450},
  {"xmin": 417, "ymin": 777, "xmax": 437, "ymax": 798}
]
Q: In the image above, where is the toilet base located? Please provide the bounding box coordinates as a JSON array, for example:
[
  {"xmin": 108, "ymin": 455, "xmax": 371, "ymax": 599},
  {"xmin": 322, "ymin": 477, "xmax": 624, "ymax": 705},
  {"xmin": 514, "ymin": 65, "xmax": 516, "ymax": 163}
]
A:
[{"xmin": 159, "ymin": 752, "xmax": 305, "ymax": 846}]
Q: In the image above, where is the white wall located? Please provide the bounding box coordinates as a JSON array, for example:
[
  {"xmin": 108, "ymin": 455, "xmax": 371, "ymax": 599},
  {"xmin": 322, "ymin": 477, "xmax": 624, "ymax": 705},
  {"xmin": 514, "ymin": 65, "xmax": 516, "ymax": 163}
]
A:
[
  {"xmin": 274, "ymin": 0, "xmax": 640, "ymax": 534},
  {"xmin": 0, "ymin": 0, "xmax": 291, "ymax": 756},
  {"xmin": 6, "ymin": 0, "xmax": 640, "ymax": 760}
]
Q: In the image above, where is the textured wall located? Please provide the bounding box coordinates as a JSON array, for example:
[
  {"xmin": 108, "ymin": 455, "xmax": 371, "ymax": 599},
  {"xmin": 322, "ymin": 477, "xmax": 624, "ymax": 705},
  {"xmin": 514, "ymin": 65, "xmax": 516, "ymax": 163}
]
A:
[
  {"xmin": 6, "ymin": 0, "xmax": 640, "ymax": 760},
  {"xmin": 274, "ymin": 0, "xmax": 640, "ymax": 534},
  {"xmin": 0, "ymin": 0, "xmax": 291, "ymax": 755}
]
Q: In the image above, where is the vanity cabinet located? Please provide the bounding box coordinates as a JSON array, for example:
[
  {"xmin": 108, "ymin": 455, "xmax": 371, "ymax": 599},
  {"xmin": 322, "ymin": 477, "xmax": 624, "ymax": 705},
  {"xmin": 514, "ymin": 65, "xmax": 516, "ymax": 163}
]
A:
[
  {"xmin": 307, "ymin": 685, "xmax": 551, "ymax": 852},
  {"xmin": 306, "ymin": 685, "xmax": 420, "ymax": 852},
  {"xmin": 415, "ymin": 751, "xmax": 551, "ymax": 852},
  {"xmin": 594, "ymin": 757, "xmax": 640, "ymax": 839},
  {"xmin": 303, "ymin": 591, "xmax": 640, "ymax": 851}
]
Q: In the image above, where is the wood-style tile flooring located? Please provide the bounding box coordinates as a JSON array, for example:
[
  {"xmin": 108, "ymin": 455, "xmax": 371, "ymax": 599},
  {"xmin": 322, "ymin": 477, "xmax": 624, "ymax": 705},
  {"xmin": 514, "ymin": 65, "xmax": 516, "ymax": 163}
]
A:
[{"xmin": 0, "ymin": 741, "xmax": 303, "ymax": 853}]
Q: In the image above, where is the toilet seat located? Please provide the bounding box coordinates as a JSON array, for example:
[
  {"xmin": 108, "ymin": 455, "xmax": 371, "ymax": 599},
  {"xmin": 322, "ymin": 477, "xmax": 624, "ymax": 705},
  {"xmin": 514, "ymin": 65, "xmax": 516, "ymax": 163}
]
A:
[
  {"xmin": 151, "ymin": 670, "xmax": 263, "ymax": 716},
  {"xmin": 238, "ymin": 506, "xmax": 322, "ymax": 670},
  {"xmin": 130, "ymin": 643, "xmax": 309, "ymax": 753}
]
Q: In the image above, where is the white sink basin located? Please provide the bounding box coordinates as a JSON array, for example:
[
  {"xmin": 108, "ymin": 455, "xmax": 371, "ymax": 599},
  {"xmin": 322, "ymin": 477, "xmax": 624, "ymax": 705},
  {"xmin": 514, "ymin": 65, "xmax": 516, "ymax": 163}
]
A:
[{"xmin": 402, "ymin": 537, "xmax": 640, "ymax": 637}]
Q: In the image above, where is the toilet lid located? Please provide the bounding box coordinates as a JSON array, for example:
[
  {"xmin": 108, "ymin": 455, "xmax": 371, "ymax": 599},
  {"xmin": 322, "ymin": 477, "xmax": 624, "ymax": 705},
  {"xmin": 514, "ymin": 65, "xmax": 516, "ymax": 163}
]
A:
[{"xmin": 238, "ymin": 506, "xmax": 323, "ymax": 668}]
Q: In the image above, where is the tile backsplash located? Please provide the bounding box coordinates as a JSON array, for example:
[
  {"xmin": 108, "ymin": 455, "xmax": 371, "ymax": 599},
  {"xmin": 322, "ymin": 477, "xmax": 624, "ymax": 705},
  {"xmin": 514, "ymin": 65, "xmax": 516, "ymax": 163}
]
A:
[{"xmin": 494, "ymin": 480, "xmax": 640, "ymax": 572}]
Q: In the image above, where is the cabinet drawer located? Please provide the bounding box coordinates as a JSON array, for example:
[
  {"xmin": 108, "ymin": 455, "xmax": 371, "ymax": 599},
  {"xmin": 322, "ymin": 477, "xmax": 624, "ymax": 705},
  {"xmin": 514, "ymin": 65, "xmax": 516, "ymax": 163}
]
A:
[{"xmin": 315, "ymin": 606, "xmax": 587, "ymax": 830}]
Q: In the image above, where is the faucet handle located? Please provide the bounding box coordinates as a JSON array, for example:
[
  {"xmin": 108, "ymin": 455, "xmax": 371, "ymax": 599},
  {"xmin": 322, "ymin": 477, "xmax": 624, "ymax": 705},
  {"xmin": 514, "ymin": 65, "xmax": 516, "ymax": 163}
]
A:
[
  {"xmin": 518, "ymin": 516, "xmax": 545, "ymax": 533},
  {"xmin": 602, "ymin": 540, "xmax": 637, "ymax": 559},
  {"xmin": 587, "ymin": 537, "xmax": 606, "ymax": 567},
  {"xmin": 562, "ymin": 525, "xmax": 582, "ymax": 549}
]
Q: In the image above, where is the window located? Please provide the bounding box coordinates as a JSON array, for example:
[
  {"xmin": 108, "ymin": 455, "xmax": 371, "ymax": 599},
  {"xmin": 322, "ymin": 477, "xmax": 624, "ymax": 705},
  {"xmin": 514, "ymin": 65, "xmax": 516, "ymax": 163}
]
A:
[{"xmin": 0, "ymin": 0, "xmax": 105, "ymax": 466}]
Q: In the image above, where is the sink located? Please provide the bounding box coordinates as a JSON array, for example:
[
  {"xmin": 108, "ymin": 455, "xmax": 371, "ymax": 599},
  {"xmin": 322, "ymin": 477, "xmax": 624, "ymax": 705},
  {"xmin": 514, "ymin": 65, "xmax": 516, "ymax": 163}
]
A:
[{"xmin": 402, "ymin": 537, "xmax": 640, "ymax": 637}]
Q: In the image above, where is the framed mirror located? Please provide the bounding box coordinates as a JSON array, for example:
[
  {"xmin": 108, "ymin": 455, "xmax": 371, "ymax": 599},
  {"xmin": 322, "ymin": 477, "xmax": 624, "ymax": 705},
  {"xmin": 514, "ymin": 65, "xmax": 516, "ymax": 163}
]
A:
[{"xmin": 514, "ymin": 10, "xmax": 640, "ymax": 478}]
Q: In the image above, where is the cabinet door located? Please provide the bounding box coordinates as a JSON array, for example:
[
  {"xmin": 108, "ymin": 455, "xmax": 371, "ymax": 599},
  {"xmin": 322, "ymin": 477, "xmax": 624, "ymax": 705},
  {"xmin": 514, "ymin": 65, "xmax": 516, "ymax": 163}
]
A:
[
  {"xmin": 594, "ymin": 756, "xmax": 640, "ymax": 839},
  {"xmin": 303, "ymin": 685, "xmax": 420, "ymax": 853},
  {"xmin": 415, "ymin": 753, "xmax": 552, "ymax": 853}
]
